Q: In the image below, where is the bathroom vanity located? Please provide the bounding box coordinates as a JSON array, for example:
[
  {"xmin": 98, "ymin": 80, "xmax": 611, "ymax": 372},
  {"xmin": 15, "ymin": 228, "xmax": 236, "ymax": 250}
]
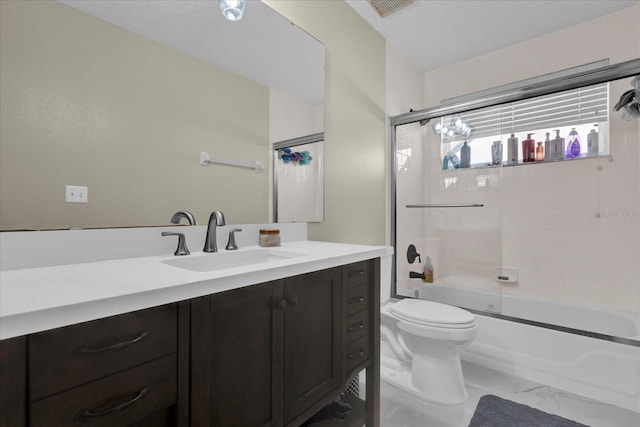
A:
[
  {"xmin": 0, "ymin": 234, "xmax": 389, "ymax": 427},
  {"xmin": 191, "ymin": 259, "xmax": 377, "ymax": 426}
]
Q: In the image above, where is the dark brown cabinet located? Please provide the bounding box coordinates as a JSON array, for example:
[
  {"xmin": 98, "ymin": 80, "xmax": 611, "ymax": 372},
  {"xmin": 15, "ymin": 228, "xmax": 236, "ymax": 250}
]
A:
[
  {"xmin": 0, "ymin": 336, "xmax": 27, "ymax": 427},
  {"xmin": 0, "ymin": 258, "xmax": 379, "ymax": 427},
  {"xmin": 10, "ymin": 302, "xmax": 190, "ymax": 427},
  {"xmin": 283, "ymin": 268, "xmax": 342, "ymax": 425},
  {"xmin": 342, "ymin": 260, "xmax": 375, "ymax": 377},
  {"xmin": 191, "ymin": 260, "xmax": 379, "ymax": 427},
  {"xmin": 190, "ymin": 281, "xmax": 281, "ymax": 427},
  {"xmin": 190, "ymin": 268, "xmax": 343, "ymax": 427},
  {"xmin": 29, "ymin": 303, "xmax": 178, "ymax": 401},
  {"xmin": 30, "ymin": 354, "xmax": 178, "ymax": 427}
]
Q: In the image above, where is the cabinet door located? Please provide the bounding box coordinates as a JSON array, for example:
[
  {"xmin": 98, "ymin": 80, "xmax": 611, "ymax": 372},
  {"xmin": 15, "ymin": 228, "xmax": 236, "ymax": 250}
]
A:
[
  {"xmin": 0, "ymin": 336, "xmax": 27, "ymax": 427},
  {"xmin": 283, "ymin": 268, "xmax": 342, "ymax": 425},
  {"xmin": 191, "ymin": 281, "xmax": 283, "ymax": 427}
]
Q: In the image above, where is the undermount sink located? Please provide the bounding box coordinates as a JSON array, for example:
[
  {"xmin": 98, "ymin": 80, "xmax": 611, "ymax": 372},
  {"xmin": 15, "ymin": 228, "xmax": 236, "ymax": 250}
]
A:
[{"xmin": 162, "ymin": 248, "xmax": 304, "ymax": 272}]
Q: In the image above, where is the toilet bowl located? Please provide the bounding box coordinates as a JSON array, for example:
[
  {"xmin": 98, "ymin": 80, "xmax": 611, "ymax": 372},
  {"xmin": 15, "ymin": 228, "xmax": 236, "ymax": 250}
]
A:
[{"xmin": 380, "ymin": 298, "xmax": 476, "ymax": 405}]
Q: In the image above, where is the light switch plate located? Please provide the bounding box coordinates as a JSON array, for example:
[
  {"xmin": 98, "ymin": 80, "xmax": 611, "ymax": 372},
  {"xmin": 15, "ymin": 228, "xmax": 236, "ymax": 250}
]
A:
[{"xmin": 65, "ymin": 185, "xmax": 88, "ymax": 203}]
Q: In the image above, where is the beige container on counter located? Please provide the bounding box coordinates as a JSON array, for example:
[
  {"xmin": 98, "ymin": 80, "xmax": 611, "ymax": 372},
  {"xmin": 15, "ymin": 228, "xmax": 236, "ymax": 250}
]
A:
[{"xmin": 259, "ymin": 229, "xmax": 281, "ymax": 247}]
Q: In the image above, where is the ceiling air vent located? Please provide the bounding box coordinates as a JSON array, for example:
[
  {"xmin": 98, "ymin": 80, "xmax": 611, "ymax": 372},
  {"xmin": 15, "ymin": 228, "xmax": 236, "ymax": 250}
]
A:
[{"xmin": 368, "ymin": 0, "xmax": 415, "ymax": 18}]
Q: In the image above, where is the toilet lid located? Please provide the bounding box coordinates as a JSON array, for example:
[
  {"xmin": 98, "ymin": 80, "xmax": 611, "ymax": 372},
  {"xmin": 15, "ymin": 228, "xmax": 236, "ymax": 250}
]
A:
[{"xmin": 390, "ymin": 298, "xmax": 475, "ymax": 328}]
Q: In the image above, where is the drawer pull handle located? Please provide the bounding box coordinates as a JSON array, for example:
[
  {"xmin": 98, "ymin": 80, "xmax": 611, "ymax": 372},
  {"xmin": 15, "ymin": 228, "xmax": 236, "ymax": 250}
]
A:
[
  {"xmin": 75, "ymin": 330, "xmax": 149, "ymax": 357},
  {"xmin": 347, "ymin": 296, "xmax": 365, "ymax": 305},
  {"xmin": 287, "ymin": 296, "xmax": 299, "ymax": 307},
  {"xmin": 348, "ymin": 349, "xmax": 365, "ymax": 360},
  {"xmin": 276, "ymin": 299, "xmax": 287, "ymax": 310},
  {"xmin": 347, "ymin": 269, "xmax": 365, "ymax": 277},
  {"xmin": 75, "ymin": 386, "xmax": 150, "ymax": 423},
  {"xmin": 348, "ymin": 321, "xmax": 365, "ymax": 332}
]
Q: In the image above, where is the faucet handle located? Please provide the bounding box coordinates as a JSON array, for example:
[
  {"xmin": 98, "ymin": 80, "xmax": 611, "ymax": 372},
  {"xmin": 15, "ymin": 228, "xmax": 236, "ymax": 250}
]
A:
[
  {"xmin": 162, "ymin": 232, "xmax": 190, "ymax": 256},
  {"xmin": 225, "ymin": 228, "xmax": 242, "ymax": 251}
]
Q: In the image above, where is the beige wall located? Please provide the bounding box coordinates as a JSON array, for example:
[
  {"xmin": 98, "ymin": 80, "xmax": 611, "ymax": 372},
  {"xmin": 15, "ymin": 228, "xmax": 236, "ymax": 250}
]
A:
[
  {"xmin": 269, "ymin": 88, "xmax": 323, "ymax": 143},
  {"xmin": 265, "ymin": 0, "xmax": 387, "ymax": 245},
  {"xmin": 424, "ymin": 4, "xmax": 640, "ymax": 106},
  {"xmin": 0, "ymin": 0, "xmax": 270, "ymax": 230}
]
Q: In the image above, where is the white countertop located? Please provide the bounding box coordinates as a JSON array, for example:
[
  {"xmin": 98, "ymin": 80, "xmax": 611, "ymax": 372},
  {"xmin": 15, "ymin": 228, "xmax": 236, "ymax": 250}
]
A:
[{"xmin": 0, "ymin": 240, "xmax": 392, "ymax": 340}]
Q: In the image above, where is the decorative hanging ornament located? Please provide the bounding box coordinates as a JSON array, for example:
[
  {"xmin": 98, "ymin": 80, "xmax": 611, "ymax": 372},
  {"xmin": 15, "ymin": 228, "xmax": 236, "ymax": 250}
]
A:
[{"xmin": 280, "ymin": 148, "xmax": 312, "ymax": 165}]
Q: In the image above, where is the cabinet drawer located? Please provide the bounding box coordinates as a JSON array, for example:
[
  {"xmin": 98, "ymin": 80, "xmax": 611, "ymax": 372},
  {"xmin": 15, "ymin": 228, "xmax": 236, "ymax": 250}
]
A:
[
  {"xmin": 345, "ymin": 284, "xmax": 369, "ymax": 317},
  {"xmin": 345, "ymin": 309, "xmax": 369, "ymax": 344},
  {"xmin": 29, "ymin": 304, "xmax": 177, "ymax": 400},
  {"xmin": 343, "ymin": 261, "xmax": 371, "ymax": 289},
  {"xmin": 30, "ymin": 354, "xmax": 177, "ymax": 427},
  {"xmin": 345, "ymin": 335, "xmax": 369, "ymax": 373}
]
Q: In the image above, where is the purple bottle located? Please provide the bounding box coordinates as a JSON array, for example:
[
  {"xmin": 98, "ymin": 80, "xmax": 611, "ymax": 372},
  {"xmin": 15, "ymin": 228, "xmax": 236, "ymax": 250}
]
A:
[{"xmin": 565, "ymin": 128, "xmax": 581, "ymax": 158}]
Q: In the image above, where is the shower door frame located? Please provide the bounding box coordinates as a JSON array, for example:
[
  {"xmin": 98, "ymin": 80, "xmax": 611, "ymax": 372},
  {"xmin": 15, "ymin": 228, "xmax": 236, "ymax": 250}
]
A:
[{"xmin": 388, "ymin": 58, "xmax": 640, "ymax": 346}]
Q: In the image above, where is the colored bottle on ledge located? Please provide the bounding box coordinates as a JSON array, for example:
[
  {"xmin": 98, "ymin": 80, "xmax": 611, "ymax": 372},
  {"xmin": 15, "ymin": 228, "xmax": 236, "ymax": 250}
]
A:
[
  {"xmin": 507, "ymin": 133, "xmax": 519, "ymax": 164},
  {"xmin": 565, "ymin": 128, "xmax": 581, "ymax": 159},
  {"xmin": 448, "ymin": 151, "xmax": 460, "ymax": 169},
  {"xmin": 423, "ymin": 256, "xmax": 434, "ymax": 283},
  {"xmin": 535, "ymin": 141, "xmax": 545, "ymax": 162},
  {"xmin": 587, "ymin": 125, "xmax": 599, "ymax": 157},
  {"xmin": 460, "ymin": 141, "xmax": 471, "ymax": 168},
  {"xmin": 491, "ymin": 141, "xmax": 503, "ymax": 166},
  {"xmin": 549, "ymin": 129, "xmax": 565, "ymax": 160},
  {"xmin": 522, "ymin": 133, "xmax": 535, "ymax": 163},
  {"xmin": 544, "ymin": 132, "xmax": 552, "ymax": 161}
]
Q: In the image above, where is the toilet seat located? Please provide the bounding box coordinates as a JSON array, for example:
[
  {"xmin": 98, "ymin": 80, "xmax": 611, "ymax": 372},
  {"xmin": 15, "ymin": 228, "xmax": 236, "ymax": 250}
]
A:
[{"xmin": 390, "ymin": 298, "xmax": 475, "ymax": 329}]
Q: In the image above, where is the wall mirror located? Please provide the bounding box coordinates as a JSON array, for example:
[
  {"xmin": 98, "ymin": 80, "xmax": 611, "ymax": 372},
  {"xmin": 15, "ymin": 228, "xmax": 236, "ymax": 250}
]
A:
[{"xmin": 0, "ymin": 0, "xmax": 324, "ymax": 231}]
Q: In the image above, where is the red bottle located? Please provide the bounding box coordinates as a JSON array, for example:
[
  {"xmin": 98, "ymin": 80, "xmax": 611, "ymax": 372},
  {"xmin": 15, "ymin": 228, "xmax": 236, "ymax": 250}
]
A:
[{"xmin": 522, "ymin": 133, "xmax": 535, "ymax": 163}]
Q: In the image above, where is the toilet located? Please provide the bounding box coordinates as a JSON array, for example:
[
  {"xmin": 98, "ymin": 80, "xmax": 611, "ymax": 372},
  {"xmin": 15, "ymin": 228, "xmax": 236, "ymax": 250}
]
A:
[
  {"xmin": 379, "ymin": 260, "xmax": 476, "ymax": 405},
  {"xmin": 381, "ymin": 298, "xmax": 476, "ymax": 404}
]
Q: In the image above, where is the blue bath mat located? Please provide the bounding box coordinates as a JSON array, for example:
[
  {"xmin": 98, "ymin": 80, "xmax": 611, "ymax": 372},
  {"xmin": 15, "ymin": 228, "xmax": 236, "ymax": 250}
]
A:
[{"xmin": 469, "ymin": 394, "xmax": 589, "ymax": 427}]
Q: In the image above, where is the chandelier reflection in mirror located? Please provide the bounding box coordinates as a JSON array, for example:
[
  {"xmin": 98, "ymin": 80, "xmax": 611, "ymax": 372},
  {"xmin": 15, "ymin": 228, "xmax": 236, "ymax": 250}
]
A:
[
  {"xmin": 219, "ymin": 0, "xmax": 247, "ymax": 21},
  {"xmin": 432, "ymin": 117, "xmax": 473, "ymax": 138}
]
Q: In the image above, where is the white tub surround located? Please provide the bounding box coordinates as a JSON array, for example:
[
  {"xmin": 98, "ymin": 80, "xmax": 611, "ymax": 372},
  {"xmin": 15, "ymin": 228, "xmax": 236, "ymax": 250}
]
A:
[
  {"xmin": 0, "ymin": 224, "xmax": 393, "ymax": 340},
  {"xmin": 413, "ymin": 282, "xmax": 640, "ymax": 413},
  {"xmin": 466, "ymin": 315, "xmax": 640, "ymax": 414},
  {"xmin": 414, "ymin": 280, "xmax": 639, "ymax": 340}
]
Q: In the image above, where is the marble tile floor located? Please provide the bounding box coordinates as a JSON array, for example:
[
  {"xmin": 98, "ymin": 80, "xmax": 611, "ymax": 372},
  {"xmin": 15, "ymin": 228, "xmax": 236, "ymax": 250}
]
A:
[{"xmin": 379, "ymin": 361, "xmax": 640, "ymax": 427}]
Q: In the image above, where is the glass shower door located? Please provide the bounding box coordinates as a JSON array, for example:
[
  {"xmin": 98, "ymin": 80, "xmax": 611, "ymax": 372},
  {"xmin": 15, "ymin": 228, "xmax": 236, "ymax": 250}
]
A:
[{"xmin": 393, "ymin": 120, "xmax": 504, "ymax": 314}]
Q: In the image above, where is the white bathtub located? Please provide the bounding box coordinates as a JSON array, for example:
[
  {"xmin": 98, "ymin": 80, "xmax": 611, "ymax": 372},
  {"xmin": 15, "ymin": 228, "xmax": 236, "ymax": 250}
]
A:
[{"xmin": 413, "ymin": 283, "xmax": 640, "ymax": 413}]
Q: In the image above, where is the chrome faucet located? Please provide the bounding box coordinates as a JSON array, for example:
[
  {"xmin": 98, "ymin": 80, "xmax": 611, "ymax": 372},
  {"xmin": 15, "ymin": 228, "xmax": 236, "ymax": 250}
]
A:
[
  {"xmin": 170, "ymin": 210, "xmax": 197, "ymax": 225},
  {"xmin": 203, "ymin": 210, "xmax": 226, "ymax": 252}
]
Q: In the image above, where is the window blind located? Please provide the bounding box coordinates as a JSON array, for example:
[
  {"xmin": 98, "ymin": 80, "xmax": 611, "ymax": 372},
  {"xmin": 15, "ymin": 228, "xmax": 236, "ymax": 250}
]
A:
[{"xmin": 441, "ymin": 83, "xmax": 608, "ymax": 143}]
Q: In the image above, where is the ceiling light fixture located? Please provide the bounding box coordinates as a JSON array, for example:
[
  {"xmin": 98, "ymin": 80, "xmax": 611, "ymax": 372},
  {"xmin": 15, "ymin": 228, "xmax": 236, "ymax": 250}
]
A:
[{"xmin": 219, "ymin": 0, "xmax": 246, "ymax": 22}]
